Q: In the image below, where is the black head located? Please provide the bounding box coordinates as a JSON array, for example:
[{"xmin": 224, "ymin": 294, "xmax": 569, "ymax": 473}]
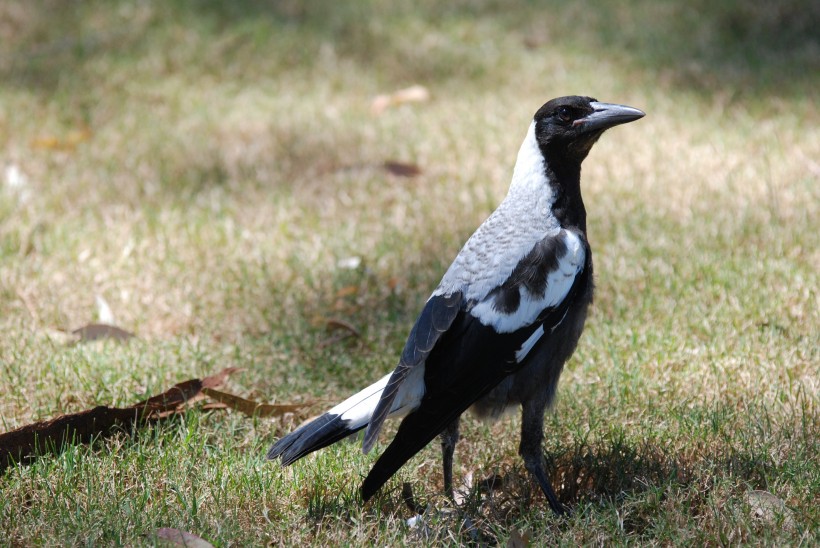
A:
[{"xmin": 533, "ymin": 96, "xmax": 645, "ymax": 165}]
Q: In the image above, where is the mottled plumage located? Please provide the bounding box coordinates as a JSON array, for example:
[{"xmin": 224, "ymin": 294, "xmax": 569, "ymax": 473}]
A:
[{"xmin": 268, "ymin": 96, "xmax": 644, "ymax": 515}]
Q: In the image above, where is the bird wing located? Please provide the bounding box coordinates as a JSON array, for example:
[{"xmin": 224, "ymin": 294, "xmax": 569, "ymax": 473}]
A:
[
  {"xmin": 361, "ymin": 228, "xmax": 589, "ymax": 499},
  {"xmin": 362, "ymin": 290, "xmax": 462, "ymax": 453}
]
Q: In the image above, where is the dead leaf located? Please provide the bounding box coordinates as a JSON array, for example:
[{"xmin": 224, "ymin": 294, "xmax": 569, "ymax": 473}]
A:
[
  {"xmin": 383, "ymin": 161, "xmax": 422, "ymax": 178},
  {"xmin": 325, "ymin": 318, "xmax": 361, "ymax": 338},
  {"xmin": 334, "ymin": 285, "xmax": 359, "ymax": 298},
  {"xmin": 318, "ymin": 318, "xmax": 362, "ymax": 349},
  {"xmin": 200, "ymin": 402, "xmax": 229, "ymax": 412},
  {"xmin": 387, "ymin": 277, "xmax": 401, "ymax": 291},
  {"xmin": 371, "ymin": 85, "xmax": 430, "ymax": 115},
  {"xmin": 201, "ymin": 388, "xmax": 315, "ymax": 419},
  {"xmin": 30, "ymin": 128, "xmax": 92, "ymax": 151},
  {"xmin": 154, "ymin": 528, "xmax": 214, "ymax": 548},
  {"xmin": 0, "ymin": 368, "xmax": 238, "ymax": 471},
  {"xmin": 71, "ymin": 323, "xmax": 135, "ymax": 343}
]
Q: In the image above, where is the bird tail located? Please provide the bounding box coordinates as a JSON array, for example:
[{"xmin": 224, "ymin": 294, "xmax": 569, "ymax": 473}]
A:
[
  {"xmin": 360, "ymin": 390, "xmax": 472, "ymax": 501},
  {"xmin": 267, "ymin": 374, "xmax": 390, "ymax": 465}
]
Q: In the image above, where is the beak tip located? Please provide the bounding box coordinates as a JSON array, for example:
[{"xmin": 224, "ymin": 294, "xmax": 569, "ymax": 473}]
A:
[{"xmin": 583, "ymin": 101, "xmax": 646, "ymax": 130}]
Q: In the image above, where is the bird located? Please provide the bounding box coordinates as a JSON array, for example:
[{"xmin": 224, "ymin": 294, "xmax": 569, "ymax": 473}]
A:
[{"xmin": 268, "ymin": 96, "xmax": 645, "ymax": 515}]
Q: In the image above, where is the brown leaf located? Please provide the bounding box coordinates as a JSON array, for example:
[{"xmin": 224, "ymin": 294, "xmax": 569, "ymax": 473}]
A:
[
  {"xmin": 200, "ymin": 402, "xmax": 229, "ymax": 411},
  {"xmin": 201, "ymin": 367, "xmax": 242, "ymax": 389},
  {"xmin": 325, "ymin": 318, "xmax": 361, "ymax": 338},
  {"xmin": 154, "ymin": 528, "xmax": 214, "ymax": 548},
  {"xmin": 71, "ymin": 323, "xmax": 135, "ymax": 343},
  {"xmin": 318, "ymin": 318, "xmax": 362, "ymax": 349},
  {"xmin": 370, "ymin": 85, "xmax": 430, "ymax": 115},
  {"xmin": 201, "ymin": 388, "xmax": 315, "ymax": 419},
  {"xmin": 383, "ymin": 161, "xmax": 422, "ymax": 178},
  {"xmin": 30, "ymin": 128, "xmax": 92, "ymax": 151},
  {"xmin": 0, "ymin": 368, "xmax": 238, "ymax": 471},
  {"xmin": 334, "ymin": 285, "xmax": 359, "ymax": 298}
]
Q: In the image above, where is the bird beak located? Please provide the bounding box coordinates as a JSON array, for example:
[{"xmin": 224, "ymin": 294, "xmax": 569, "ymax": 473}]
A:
[{"xmin": 573, "ymin": 102, "xmax": 645, "ymax": 132}]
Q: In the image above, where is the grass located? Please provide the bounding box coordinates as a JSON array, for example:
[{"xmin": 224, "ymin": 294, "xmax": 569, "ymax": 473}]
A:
[{"xmin": 1, "ymin": 0, "xmax": 818, "ymax": 544}]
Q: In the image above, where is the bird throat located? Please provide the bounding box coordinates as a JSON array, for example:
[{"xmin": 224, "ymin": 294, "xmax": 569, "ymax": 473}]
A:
[{"xmin": 543, "ymin": 157, "xmax": 587, "ymax": 233}]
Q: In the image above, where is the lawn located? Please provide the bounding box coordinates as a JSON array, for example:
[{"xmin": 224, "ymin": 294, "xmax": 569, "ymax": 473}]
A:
[{"xmin": 0, "ymin": 0, "xmax": 818, "ymax": 545}]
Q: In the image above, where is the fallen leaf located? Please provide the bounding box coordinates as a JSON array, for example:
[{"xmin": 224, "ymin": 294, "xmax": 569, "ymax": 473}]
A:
[
  {"xmin": 318, "ymin": 318, "xmax": 362, "ymax": 349},
  {"xmin": 383, "ymin": 161, "xmax": 422, "ymax": 178},
  {"xmin": 30, "ymin": 128, "xmax": 92, "ymax": 151},
  {"xmin": 154, "ymin": 528, "xmax": 214, "ymax": 548},
  {"xmin": 201, "ymin": 388, "xmax": 315, "ymax": 419},
  {"xmin": 200, "ymin": 402, "xmax": 229, "ymax": 411},
  {"xmin": 387, "ymin": 277, "xmax": 401, "ymax": 291},
  {"xmin": 71, "ymin": 323, "xmax": 135, "ymax": 343},
  {"xmin": 325, "ymin": 318, "xmax": 361, "ymax": 337},
  {"xmin": 334, "ymin": 285, "xmax": 360, "ymax": 298},
  {"xmin": 371, "ymin": 85, "xmax": 430, "ymax": 115},
  {"xmin": 0, "ymin": 368, "xmax": 238, "ymax": 471}
]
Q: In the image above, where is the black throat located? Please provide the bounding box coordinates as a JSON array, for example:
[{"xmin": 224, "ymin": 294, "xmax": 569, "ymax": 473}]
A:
[{"xmin": 541, "ymin": 149, "xmax": 587, "ymax": 234}]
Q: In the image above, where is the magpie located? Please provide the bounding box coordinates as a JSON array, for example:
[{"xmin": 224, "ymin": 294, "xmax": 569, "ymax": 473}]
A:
[{"xmin": 268, "ymin": 96, "xmax": 644, "ymax": 515}]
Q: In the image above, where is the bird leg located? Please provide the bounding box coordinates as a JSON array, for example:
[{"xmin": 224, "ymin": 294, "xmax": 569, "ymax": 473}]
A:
[
  {"xmin": 519, "ymin": 400, "xmax": 566, "ymax": 515},
  {"xmin": 439, "ymin": 418, "xmax": 460, "ymax": 500}
]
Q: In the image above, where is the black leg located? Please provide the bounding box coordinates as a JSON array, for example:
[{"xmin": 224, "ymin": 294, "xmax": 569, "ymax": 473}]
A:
[
  {"xmin": 439, "ymin": 418, "xmax": 460, "ymax": 500},
  {"xmin": 519, "ymin": 400, "xmax": 566, "ymax": 515}
]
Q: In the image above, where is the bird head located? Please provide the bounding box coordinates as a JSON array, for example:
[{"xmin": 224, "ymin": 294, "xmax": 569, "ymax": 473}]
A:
[{"xmin": 533, "ymin": 96, "xmax": 645, "ymax": 165}]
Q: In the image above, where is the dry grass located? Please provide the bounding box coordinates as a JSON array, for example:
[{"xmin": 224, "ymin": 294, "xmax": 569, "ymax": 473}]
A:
[{"xmin": 1, "ymin": 0, "xmax": 818, "ymax": 545}]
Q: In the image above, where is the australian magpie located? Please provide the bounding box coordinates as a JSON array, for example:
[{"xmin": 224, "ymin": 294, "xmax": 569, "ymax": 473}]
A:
[{"xmin": 268, "ymin": 96, "xmax": 644, "ymax": 515}]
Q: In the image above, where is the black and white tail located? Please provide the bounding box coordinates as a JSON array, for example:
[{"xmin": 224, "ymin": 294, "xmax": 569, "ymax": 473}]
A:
[{"xmin": 267, "ymin": 369, "xmax": 425, "ymax": 465}]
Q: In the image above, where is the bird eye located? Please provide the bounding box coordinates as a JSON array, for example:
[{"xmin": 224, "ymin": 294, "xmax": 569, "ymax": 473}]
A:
[{"xmin": 557, "ymin": 106, "xmax": 572, "ymax": 122}]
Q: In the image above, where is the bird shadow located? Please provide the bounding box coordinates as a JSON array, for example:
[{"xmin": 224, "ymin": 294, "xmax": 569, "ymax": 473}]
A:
[
  {"xmin": 468, "ymin": 436, "xmax": 776, "ymax": 538},
  {"xmin": 294, "ymin": 424, "xmax": 779, "ymax": 544}
]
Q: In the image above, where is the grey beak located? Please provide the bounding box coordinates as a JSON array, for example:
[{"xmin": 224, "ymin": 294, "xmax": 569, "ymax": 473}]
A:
[{"xmin": 574, "ymin": 102, "xmax": 645, "ymax": 132}]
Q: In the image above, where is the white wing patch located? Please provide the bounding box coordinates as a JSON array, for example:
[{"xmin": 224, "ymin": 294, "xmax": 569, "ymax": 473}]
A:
[{"xmin": 470, "ymin": 230, "xmax": 585, "ymax": 333}]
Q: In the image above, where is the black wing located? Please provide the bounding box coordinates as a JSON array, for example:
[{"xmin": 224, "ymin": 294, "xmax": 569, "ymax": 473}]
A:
[
  {"xmin": 362, "ymin": 291, "xmax": 462, "ymax": 453},
  {"xmin": 361, "ymin": 233, "xmax": 591, "ymax": 500}
]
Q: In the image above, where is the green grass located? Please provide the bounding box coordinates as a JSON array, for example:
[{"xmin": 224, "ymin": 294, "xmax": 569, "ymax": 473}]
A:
[{"xmin": 1, "ymin": 0, "xmax": 818, "ymax": 544}]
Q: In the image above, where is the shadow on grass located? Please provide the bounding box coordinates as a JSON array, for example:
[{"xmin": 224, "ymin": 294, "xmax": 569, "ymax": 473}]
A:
[
  {"xmin": 2, "ymin": 0, "xmax": 817, "ymax": 98},
  {"xmin": 548, "ymin": 438, "xmax": 772, "ymax": 510},
  {"xmin": 291, "ymin": 426, "xmax": 792, "ymax": 544}
]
